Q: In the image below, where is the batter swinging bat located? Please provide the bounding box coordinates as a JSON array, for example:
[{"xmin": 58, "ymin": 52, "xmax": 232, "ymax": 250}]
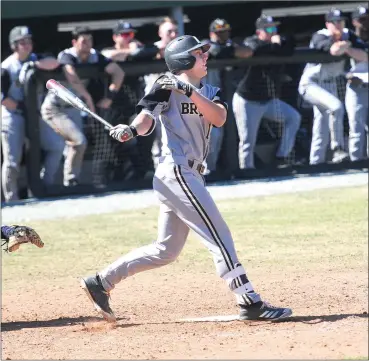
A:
[{"xmin": 45, "ymin": 79, "xmax": 113, "ymax": 130}]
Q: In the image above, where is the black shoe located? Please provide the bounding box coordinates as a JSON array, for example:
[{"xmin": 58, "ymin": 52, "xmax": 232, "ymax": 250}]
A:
[
  {"xmin": 332, "ymin": 148, "xmax": 350, "ymax": 163},
  {"xmin": 64, "ymin": 178, "xmax": 79, "ymax": 187},
  {"xmin": 80, "ymin": 274, "xmax": 116, "ymax": 322},
  {"xmin": 239, "ymin": 301, "xmax": 292, "ymax": 321}
]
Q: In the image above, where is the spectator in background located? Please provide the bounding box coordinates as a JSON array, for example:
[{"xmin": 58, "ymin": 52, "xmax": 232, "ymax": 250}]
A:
[
  {"xmin": 232, "ymin": 15, "xmax": 302, "ymax": 170},
  {"xmin": 204, "ymin": 18, "xmax": 253, "ymax": 177},
  {"xmin": 100, "ymin": 21, "xmax": 143, "ymax": 61},
  {"xmin": 345, "ymin": 6, "xmax": 369, "ymax": 161},
  {"xmin": 143, "ymin": 17, "xmax": 179, "ymax": 169},
  {"xmin": 352, "ymin": 6, "xmax": 369, "ymax": 42},
  {"xmin": 298, "ymin": 8, "xmax": 366, "ymax": 165},
  {"xmin": 41, "ymin": 27, "xmax": 124, "ymax": 187},
  {"xmin": 1, "ymin": 26, "xmax": 62, "ymax": 202},
  {"xmin": 102, "ymin": 21, "xmax": 156, "ymax": 181}
]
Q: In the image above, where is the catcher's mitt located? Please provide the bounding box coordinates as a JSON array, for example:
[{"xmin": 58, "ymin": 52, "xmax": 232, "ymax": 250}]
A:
[{"xmin": 1, "ymin": 225, "xmax": 44, "ymax": 253}]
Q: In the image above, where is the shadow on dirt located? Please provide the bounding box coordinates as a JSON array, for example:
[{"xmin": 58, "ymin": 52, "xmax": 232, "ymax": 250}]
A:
[
  {"xmin": 275, "ymin": 312, "xmax": 368, "ymax": 324},
  {"xmin": 1, "ymin": 316, "xmax": 131, "ymax": 332},
  {"xmin": 2, "ymin": 312, "xmax": 367, "ymax": 332}
]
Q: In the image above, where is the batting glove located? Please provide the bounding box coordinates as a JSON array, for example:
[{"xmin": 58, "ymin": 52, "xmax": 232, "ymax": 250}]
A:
[
  {"xmin": 157, "ymin": 75, "xmax": 193, "ymax": 97},
  {"xmin": 109, "ymin": 124, "xmax": 138, "ymax": 142}
]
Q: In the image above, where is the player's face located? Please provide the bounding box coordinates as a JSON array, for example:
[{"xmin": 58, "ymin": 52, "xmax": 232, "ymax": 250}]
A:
[
  {"xmin": 114, "ymin": 32, "xmax": 135, "ymax": 47},
  {"xmin": 189, "ymin": 48, "xmax": 209, "ymax": 78},
  {"xmin": 15, "ymin": 37, "xmax": 33, "ymax": 56},
  {"xmin": 73, "ymin": 34, "xmax": 93, "ymax": 55},
  {"xmin": 213, "ymin": 30, "xmax": 231, "ymax": 44},
  {"xmin": 257, "ymin": 27, "xmax": 277, "ymax": 42},
  {"xmin": 326, "ymin": 20, "xmax": 345, "ymax": 36},
  {"xmin": 159, "ymin": 22, "xmax": 179, "ymax": 46}
]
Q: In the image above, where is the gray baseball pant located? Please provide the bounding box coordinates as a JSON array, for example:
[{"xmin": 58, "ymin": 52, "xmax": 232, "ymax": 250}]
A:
[
  {"xmin": 299, "ymin": 81, "xmax": 345, "ymax": 165},
  {"xmin": 99, "ymin": 157, "xmax": 261, "ymax": 307},
  {"xmin": 232, "ymin": 93, "xmax": 301, "ymax": 169},
  {"xmin": 41, "ymin": 103, "xmax": 87, "ymax": 183},
  {"xmin": 345, "ymin": 83, "xmax": 369, "ymax": 161},
  {"xmin": 1, "ymin": 112, "xmax": 65, "ymax": 202}
]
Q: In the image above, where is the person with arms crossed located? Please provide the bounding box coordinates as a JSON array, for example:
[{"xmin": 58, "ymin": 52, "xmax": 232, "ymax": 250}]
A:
[
  {"xmin": 204, "ymin": 18, "xmax": 253, "ymax": 176},
  {"xmin": 81, "ymin": 35, "xmax": 292, "ymax": 323},
  {"xmin": 1, "ymin": 26, "xmax": 63, "ymax": 202},
  {"xmin": 101, "ymin": 21, "xmax": 156, "ymax": 181},
  {"xmin": 233, "ymin": 15, "xmax": 302, "ymax": 170}
]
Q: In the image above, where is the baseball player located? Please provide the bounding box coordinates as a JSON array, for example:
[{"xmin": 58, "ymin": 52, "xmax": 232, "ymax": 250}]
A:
[
  {"xmin": 204, "ymin": 18, "xmax": 253, "ymax": 176},
  {"xmin": 298, "ymin": 8, "xmax": 366, "ymax": 165},
  {"xmin": 345, "ymin": 6, "xmax": 369, "ymax": 161},
  {"xmin": 1, "ymin": 26, "xmax": 64, "ymax": 202},
  {"xmin": 2, "ymin": 225, "xmax": 43, "ymax": 253},
  {"xmin": 233, "ymin": 15, "xmax": 302, "ymax": 170},
  {"xmin": 40, "ymin": 26, "xmax": 124, "ymax": 187},
  {"xmin": 81, "ymin": 35, "xmax": 292, "ymax": 323}
]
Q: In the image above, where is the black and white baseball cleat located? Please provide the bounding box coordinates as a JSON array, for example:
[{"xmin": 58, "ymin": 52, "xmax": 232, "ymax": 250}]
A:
[
  {"xmin": 239, "ymin": 301, "xmax": 292, "ymax": 321},
  {"xmin": 80, "ymin": 274, "xmax": 116, "ymax": 323}
]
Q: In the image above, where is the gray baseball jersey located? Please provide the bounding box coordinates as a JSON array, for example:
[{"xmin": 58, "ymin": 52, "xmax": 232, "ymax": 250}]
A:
[
  {"xmin": 299, "ymin": 28, "xmax": 366, "ymax": 164},
  {"xmin": 299, "ymin": 28, "xmax": 349, "ymax": 86},
  {"xmin": 137, "ymin": 75, "xmax": 226, "ymax": 163},
  {"xmin": 98, "ymin": 75, "xmax": 262, "ymax": 308}
]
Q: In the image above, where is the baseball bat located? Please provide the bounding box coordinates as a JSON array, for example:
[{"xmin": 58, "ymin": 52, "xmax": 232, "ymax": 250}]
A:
[{"xmin": 45, "ymin": 79, "xmax": 113, "ymax": 130}]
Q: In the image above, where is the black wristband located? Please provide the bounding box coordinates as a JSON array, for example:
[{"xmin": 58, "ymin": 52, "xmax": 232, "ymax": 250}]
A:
[
  {"xmin": 129, "ymin": 125, "xmax": 138, "ymax": 137},
  {"xmin": 186, "ymin": 85, "xmax": 193, "ymax": 97}
]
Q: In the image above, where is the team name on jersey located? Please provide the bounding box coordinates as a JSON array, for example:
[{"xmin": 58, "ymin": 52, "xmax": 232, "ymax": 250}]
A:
[{"xmin": 181, "ymin": 102, "xmax": 203, "ymax": 116}]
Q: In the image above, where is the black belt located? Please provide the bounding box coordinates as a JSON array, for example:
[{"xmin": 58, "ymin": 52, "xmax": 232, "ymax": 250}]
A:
[{"xmin": 188, "ymin": 160, "xmax": 205, "ymax": 174}]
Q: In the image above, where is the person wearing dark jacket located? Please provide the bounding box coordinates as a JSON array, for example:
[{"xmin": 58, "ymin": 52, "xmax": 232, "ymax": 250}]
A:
[
  {"xmin": 204, "ymin": 18, "xmax": 253, "ymax": 175},
  {"xmin": 232, "ymin": 15, "xmax": 302, "ymax": 170}
]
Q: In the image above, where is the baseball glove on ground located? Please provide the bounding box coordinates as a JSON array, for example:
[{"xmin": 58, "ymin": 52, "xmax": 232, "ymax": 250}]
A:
[{"xmin": 1, "ymin": 225, "xmax": 44, "ymax": 253}]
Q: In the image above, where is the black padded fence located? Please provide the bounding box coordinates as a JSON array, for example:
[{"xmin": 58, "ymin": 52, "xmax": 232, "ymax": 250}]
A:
[{"xmin": 21, "ymin": 48, "xmax": 368, "ymax": 199}]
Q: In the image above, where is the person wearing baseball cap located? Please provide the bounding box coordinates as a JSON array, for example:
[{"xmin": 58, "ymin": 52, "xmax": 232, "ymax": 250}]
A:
[
  {"xmin": 8, "ymin": 26, "xmax": 33, "ymax": 50},
  {"xmin": 255, "ymin": 14, "xmax": 281, "ymax": 32},
  {"xmin": 352, "ymin": 6, "xmax": 369, "ymax": 42},
  {"xmin": 298, "ymin": 7, "xmax": 368, "ymax": 165},
  {"xmin": 232, "ymin": 14, "xmax": 303, "ymax": 170},
  {"xmin": 102, "ymin": 21, "xmax": 143, "ymax": 61},
  {"xmin": 102, "ymin": 20, "xmax": 157, "ymax": 182},
  {"xmin": 203, "ymin": 18, "xmax": 253, "ymax": 178},
  {"xmin": 2, "ymin": 26, "xmax": 62, "ymax": 201}
]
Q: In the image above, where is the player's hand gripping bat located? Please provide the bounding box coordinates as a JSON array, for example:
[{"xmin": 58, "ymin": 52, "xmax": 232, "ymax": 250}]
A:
[{"xmin": 45, "ymin": 79, "xmax": 113, "ymax": 130}]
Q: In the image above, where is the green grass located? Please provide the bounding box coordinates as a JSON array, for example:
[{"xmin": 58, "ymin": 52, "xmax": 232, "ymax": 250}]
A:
[{"xmin": 2, "ymin": 185, "xmax": 368, "ymax": 287}]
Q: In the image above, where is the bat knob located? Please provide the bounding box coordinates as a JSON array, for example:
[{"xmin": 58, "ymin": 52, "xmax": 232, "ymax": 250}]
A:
[{"xmin": 46, "ymin": 79, "xmax": 57, "ymax": 90}]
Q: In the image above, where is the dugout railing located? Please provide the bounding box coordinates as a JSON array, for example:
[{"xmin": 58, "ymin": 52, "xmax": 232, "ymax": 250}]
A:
[{"xmin": 22, "ymin": 48, "xmax": 368, "ymax": 199}]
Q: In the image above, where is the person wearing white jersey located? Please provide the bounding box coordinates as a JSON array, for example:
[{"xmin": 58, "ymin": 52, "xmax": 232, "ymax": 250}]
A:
[
  {"xmin": 298, "ymin": 8, "xmax": 366, "ymax": 165},
  {"xmin": 81, "ymin": 35, "xmax": 292, "ymax": 323},
  {"xmin": 345, "ymin": 6, "xmax": 369, "ymax": 161},
  {"xmin": 1, "ymin": 26, "xmax": 63, "ymax": 202}
]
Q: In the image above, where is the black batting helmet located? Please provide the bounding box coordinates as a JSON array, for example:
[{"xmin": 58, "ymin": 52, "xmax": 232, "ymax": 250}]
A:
[{"xmin": 164, "ymin": 35, "xmax": 210, "ymax": 74}]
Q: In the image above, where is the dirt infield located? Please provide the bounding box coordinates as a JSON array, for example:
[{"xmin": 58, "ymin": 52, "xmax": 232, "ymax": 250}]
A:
[
  {"xmin": 2, "ymin": 267, "xmax": 368, "ymax": 360},
  {"xmin": 2, "ymin": 186, "xmax": 368, "ymax": 359}
]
